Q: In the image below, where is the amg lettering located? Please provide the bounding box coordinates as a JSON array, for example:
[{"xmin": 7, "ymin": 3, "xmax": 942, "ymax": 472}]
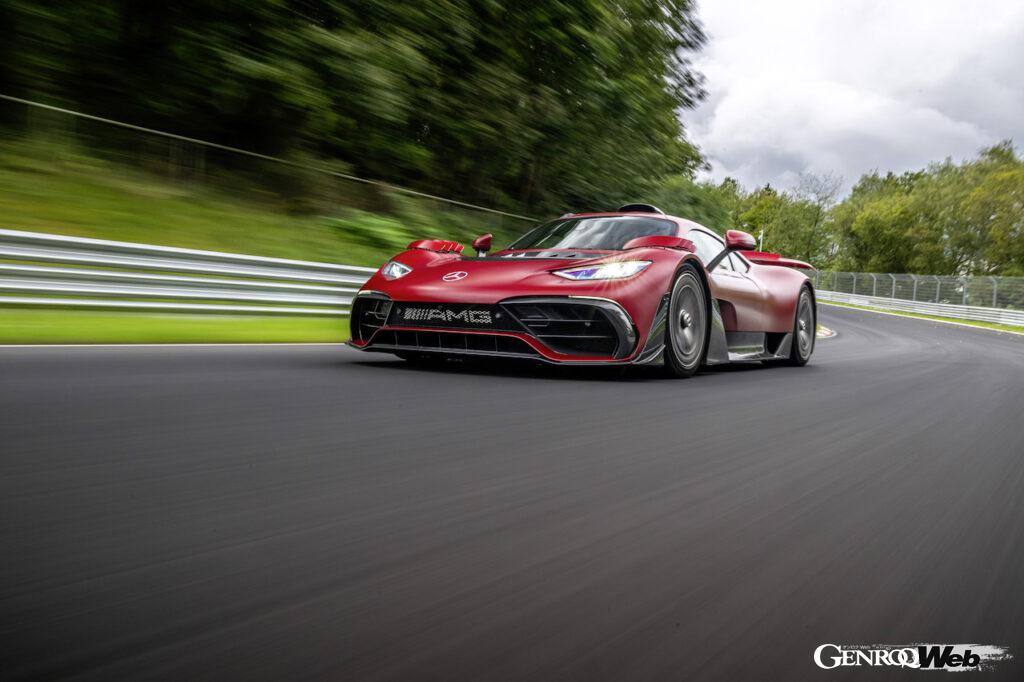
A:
[{"xmin": 403, "ymin": 308, "xmax": 492, "ymax": 325}]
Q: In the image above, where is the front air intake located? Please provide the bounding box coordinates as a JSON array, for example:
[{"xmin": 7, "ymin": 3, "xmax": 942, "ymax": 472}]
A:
[
  {"xmin": 350, "ymin": 295, "xmax": 392, "ymax": 343},
  {"xmin": 503, "ymin": 299, "xmax": 634, "ymax": 358}
]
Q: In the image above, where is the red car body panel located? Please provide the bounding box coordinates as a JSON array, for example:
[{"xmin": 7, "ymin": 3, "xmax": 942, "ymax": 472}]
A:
[{"xmin": 350, "ymin": 212, "xmax": 814, "ymax": 365}]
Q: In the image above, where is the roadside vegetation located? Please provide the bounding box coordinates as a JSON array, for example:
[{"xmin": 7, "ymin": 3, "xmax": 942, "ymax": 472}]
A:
[
  {"xmin": 0, "ymin": 1, "xmax": 708, "ymax": 216},
  {"xmin": 0, "ymin": 139, "xmax": 524, "ymax": 267},
  {"xmin": 682, "ymin": 143, "xmax": 1024, "ymax": 278}
]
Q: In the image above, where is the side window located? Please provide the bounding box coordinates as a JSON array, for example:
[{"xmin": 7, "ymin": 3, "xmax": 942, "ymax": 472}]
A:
[
  {"xmin": 686, "ymin": 230, "xmax": 725, "ymax": 267},
  {"xmin": 729, "ymin": 252, "xmax": 749, "ymax": 272}
]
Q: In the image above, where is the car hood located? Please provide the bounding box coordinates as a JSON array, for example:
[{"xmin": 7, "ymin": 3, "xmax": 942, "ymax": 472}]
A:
[{"xmin": 369, "ymin": 249, "xmax": 622, "ymax": 304}]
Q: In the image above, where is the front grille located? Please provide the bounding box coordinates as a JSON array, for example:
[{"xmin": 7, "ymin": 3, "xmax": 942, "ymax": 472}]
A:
[
  {"xmin": 503, "ymin": 301, "xmax": 620, "ymax": 356},
  {"xmin": 351, "ymin": 296, "xmax": 393, "ymax": 342},
  {"xmin": 386, "ymin": 303, "xmax": 520, "ymax": 331},
  {"xmin": 357, "ymin": 297, "xmax": 633, "ymax": 360},
  {"xmin": 370, "ymin": 329, "xmax": 538, "ymax": 357}
]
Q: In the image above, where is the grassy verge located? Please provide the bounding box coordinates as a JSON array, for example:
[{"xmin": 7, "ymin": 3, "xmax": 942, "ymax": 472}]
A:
[
  {"xmin": 0, "ymin": 139, "xmax": 524, "ymax": 267},
  {"xmin": 0, "ymin": 308, "xmax": 349, "ymax": 344},
  {"xmin": 821, "ymin": 300, "xmax": 1024, "ymax": 334}
]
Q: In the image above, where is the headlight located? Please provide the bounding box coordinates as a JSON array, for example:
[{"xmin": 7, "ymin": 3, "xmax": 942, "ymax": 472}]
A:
[
  {"xmin": 380, "ymin": 260, "xmax": 412, "ymax": 280},
  {"xmin": 552, "ymin": 260, "xmax": 652, "ymax": 281}
]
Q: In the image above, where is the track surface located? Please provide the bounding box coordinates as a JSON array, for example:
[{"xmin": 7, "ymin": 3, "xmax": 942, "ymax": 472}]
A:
[{"xmin": 2, "ymin": 306, "xmax": 1024, "ymax": 681}]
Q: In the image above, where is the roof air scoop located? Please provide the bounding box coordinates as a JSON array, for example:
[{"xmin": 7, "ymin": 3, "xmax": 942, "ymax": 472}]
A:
[{"xmin": 617, "ymin": 203, "xmax": 665, "ymax": 214}]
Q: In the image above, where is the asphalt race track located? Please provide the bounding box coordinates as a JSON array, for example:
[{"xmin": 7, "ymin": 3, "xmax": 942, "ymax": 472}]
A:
[{"xmin": 2, "ymin": 305, "xmax": 1023, "ymax": 681}]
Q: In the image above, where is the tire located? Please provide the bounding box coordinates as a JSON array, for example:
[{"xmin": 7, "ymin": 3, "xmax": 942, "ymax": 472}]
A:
[
  {"xmin": 663, "ymin": 264, "xmax": 709, "ymax": 378},
  {"xmin": 785, "ymin": 286, "xmax": 815, "ymax": 366}
]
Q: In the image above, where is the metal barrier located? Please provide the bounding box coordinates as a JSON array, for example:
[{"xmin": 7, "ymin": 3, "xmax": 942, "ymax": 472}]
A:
[
  {"xmin": 813, "ymin": 270, "xmax": 1024, "ymax": 326},
  {"xmin": 813, "ymin": 271, "xmax": 1024, "ymax": 311},
  {"xmin": 816, "ymin": 290, "xmax": 1024, "ymax": 327},
  {"xmin": 3, "ymin": 228, "xmax": 1022, "ymax": 327},
  {"xmin": 0, "ymin": 229, "xmax": 374, "ymax": 315}
]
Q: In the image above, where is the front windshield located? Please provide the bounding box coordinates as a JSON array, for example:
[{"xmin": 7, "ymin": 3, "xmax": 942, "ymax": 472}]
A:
[{"xmin": 508, "ymin": 216, "xmax": 677, "ymax": 251}]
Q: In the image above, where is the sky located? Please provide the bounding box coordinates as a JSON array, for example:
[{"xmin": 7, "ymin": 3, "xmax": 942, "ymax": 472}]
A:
[{"xmin": 685, "ymin": 0, "xmax": 1024, "ymax": 195}]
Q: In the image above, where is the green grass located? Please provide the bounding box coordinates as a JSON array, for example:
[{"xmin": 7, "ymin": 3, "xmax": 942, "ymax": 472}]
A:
[
  {"xmin": 821, "ymin": 300, "xmax": 1024, "ymax": 334},
  {"xmin": 0, "ymin": 141, "xmax": 393, "ymax": 267},
  {"xmin": 0, "ymin": 308, "xmax": 349, "ymax": 344},
  {"xmin": 0, "ymin": 138, "xmax": 524, "ymax": 266}
]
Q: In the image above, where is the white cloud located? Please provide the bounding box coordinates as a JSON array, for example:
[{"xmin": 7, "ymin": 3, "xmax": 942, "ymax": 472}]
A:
[{"xmin": 686, "ymin": 0, "xmax": 1024, "ymax": 195}]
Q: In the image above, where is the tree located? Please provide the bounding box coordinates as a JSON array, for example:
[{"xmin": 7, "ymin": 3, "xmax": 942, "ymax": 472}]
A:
[
  {"xmin": 0, "ymin": 0, "xmax": 709, "ymax": 216},
  {"xmin": 793, "ymin": 172, "xmax": 841, "ymax": 264},
  {"xmin": 829, "ymin": 143, "xmax": 1024, "ymax": 275}
]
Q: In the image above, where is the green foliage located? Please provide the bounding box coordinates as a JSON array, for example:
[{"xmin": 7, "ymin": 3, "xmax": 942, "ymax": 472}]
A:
[
  {"xmin": 0, "ymin": 138, "xmax": 467, "ymax": 267},
  {"xmin": 0, "ymin": 0, "xmax": 708, "ymax": 215},
  {"xmin": 654, "ymin": 145, "xmax": 1024, "ymax": 277},
  {"xmin": 830, "ymin": 143, "xmax": 1024, "ymax": 275},
  {"xmin": 645, "ymin": 175, "xmax": 733, "ymax": 230},
  {"xmin": 321, "ymin": 210, "xmax": 413, "ymax": 251},
  {"xmin": 835, "ymin": 192, "xmax": 917, "ymax": 272}
]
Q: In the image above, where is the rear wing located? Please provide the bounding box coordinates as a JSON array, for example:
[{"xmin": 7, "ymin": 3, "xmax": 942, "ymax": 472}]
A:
[{"xmin": 739, "ymin": 250, "xmax": 814, "ymax": 270}]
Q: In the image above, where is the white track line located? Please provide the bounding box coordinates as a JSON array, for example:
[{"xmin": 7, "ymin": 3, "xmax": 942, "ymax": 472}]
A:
[{"xmin": 820, "ymin": 302, "xmax": 1024, "ymax": 337}]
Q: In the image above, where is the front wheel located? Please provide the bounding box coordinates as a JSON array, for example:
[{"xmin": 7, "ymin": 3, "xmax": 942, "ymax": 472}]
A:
[
  {"xmin": 663, "ymin": 264, "xmax": 709, "ymax": 378},
  {"xmin": 785, "ymin": 286, "xmax": 815, "ymax": 366}
]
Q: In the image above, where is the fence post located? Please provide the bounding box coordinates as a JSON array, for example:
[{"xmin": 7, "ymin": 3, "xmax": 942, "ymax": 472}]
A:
[
  {"xmin": 934, "ymin": 275, "xmax": 941, "ymax": 303},
  {"xmin": 960, "ymin": 277, "xmax": 967, "ymax": 305},
  {"xmin": 990, "ymin": 277, "xmax": 998, "ymax": 308},
  {"xmin": 871, "ymin": 273, "xmax": 877, "ymax": 297},
  {"xmin": 911, "ymin": 274, "xmax": 918, "ymax": 301},
  {"xmin": 889, "ymin": 274, "xmax": 896, "ymax": 299}
]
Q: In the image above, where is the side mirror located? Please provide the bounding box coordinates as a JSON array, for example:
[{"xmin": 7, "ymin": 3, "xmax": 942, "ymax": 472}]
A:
[
  {"xmin": 725, "ymin": 229, "xmax": 757, "ymax": 250},
  {"xmin": 707, "ymin": 229, "xmax": 757, "ymax": 270},
  {"xmin": 472, "ymin": 233, "xmax": 492, "ymax": 257}
]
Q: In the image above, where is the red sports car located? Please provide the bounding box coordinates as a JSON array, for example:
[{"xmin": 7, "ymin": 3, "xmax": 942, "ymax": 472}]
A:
[{"xmin": 349, "ymin": 204, "xmax": 816, "ymax": 377}]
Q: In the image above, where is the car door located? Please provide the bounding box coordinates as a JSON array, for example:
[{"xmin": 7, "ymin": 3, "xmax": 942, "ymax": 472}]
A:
[{"xmin": 686, "ymin": 230, "xmax": 766, "ymax": 331}]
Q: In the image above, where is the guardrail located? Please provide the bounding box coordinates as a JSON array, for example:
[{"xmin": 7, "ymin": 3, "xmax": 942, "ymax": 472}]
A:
[
  {"xmin": 815, "ymin": 290, "xmax": 1024, "ymax": 327},
  {"xmin": 0, "ymin": 229, "xmax": 374, "ymax": 315},
  {"xmin": 4, "ymin": 229, "xmax": 1022, "ymax": 328}
]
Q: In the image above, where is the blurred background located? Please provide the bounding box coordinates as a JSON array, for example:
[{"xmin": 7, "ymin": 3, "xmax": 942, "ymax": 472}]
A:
[{"xmin": 0, "ymin": 1, "xmax": 1022, "ymax": 343}]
